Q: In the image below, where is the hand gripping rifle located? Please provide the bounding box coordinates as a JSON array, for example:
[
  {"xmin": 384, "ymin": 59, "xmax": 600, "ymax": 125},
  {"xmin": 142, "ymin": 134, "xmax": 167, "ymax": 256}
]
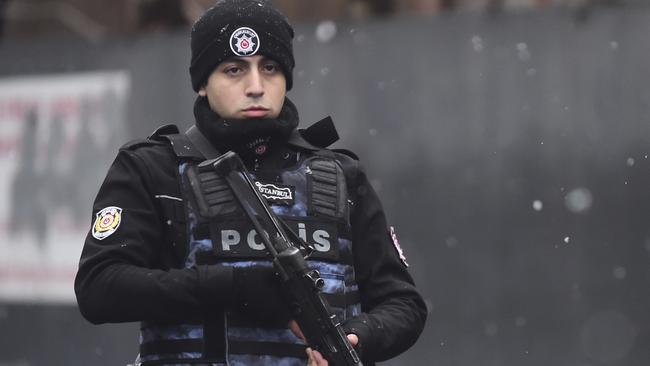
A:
[{"xmin": 198, "ymin": 151, "xmax": 363, "ymax": 366}]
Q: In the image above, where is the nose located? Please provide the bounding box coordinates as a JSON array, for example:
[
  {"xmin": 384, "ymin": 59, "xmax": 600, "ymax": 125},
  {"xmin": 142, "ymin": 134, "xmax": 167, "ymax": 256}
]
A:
[{"xmin": 245, "ymin": 69, "xmax": 264, "ymax": 98}]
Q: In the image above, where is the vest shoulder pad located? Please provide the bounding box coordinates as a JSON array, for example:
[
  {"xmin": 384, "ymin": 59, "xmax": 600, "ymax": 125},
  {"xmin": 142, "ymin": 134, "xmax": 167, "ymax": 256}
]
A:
[
  {"xmin": 148, "ymin": 124, "xmax": 204, "ymax": 160},
  {"xmin": 119, "ymin": 138, "xmax": 166, "ymax": 151},
  {"xmin": 329, "ymin": 149, "xmax": 361, "ymax": 192},
  {"xmin": 148, "ymin": 124, "xmax": 180, "ymax": 141},
  {"xmin": 288, "ymin": 117, "xmax": 340, "ymax": 151},
  {"xmin": 119, "ymin": 124, "xmax": 181, "ymax": 151},
  {"xmin": 301, "ymin": 116, "xmax": 339, "ymax": 148}
]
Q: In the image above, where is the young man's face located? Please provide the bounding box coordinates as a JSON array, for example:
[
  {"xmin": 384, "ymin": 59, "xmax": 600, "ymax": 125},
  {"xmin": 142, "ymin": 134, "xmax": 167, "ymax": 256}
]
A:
[{"xmin": 198, "ymin": 55, "xmax": 286, "ymax": 119}]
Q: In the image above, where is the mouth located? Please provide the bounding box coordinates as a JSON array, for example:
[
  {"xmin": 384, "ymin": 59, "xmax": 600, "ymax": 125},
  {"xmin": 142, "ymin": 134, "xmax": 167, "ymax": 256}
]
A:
[{"xmin": 242, "ymin": 106, "xmax": 270, "ymax": 117}]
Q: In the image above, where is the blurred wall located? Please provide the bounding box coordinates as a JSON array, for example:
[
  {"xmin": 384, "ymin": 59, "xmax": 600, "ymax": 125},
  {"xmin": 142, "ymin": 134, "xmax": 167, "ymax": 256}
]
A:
[{"xmin": 1, "ymin": 6, "xmax": 650, "ymax": 366}]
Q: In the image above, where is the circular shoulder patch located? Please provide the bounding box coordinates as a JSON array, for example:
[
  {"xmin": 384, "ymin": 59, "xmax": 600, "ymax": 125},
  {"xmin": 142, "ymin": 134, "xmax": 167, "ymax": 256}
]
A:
[
  {"xmin": 92, "ymin": 206, "xmax": 122, "ymax": 240},
  {"xmin": 230, "ymin": 27, "xmax": 260, "ymax": 56}
]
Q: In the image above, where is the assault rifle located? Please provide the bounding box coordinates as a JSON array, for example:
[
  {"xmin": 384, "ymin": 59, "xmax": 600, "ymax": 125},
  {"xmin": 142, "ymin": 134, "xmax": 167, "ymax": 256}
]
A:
[{"xmin": 198, "ymin": 151, "xmax": 363, "ymax": 366}]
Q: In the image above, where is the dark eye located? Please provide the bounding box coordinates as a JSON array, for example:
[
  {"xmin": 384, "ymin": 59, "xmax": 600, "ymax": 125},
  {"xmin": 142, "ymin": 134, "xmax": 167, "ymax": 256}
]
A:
[
  {"xmin": 224, "ymin": 66, "xmax": 243, "ymax": 76},
  {"xmin": 262, "ymin": 62, "xmax": 279, "ymax": 73}
]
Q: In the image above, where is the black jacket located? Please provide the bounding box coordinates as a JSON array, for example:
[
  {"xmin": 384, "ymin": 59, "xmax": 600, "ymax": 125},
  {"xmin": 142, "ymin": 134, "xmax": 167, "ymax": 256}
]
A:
[{"xmin": 74, "ymin": 129, "xmax": 427, "ymax": 363}]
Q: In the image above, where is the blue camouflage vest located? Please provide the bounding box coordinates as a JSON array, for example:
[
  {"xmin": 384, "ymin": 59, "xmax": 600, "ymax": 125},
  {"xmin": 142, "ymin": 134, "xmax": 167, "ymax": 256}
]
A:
[{"xmin": 136, "ymin": 149, "xmax": 361, "ymax": 366}]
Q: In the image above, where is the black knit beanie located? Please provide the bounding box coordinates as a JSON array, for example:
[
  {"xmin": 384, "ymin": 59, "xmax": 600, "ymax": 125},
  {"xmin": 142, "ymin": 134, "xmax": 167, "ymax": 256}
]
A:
[{"xmin": 190, "ymin": 0, "xmax": 295, "ymax": 92}]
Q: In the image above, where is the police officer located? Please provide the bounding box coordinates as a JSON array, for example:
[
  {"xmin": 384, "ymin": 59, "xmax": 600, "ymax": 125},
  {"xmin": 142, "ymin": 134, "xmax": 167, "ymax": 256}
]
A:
[{"xmin": 74, "ymin": 1, "xmax": 426, "ymax": 365}]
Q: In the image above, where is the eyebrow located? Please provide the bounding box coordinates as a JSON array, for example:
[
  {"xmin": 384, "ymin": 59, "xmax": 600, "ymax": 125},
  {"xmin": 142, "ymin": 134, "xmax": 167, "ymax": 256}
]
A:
[
  {"xmin": 222, "ymin": 56, "xmax": 277, "ymax": 65},
  {"xmin": 221, "ymin": 57, "xmax": 247, "ymax": 65}
]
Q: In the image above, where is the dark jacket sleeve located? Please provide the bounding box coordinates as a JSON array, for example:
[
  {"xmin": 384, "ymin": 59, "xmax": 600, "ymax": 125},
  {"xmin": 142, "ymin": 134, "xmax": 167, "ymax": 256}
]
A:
[
  {"xmin": 343, "ymin": 164, "xmax": 427, "ymax": 362},
  {"xmin": 74, "ymin": 146, "xmax": 233, "ymax": 324}
]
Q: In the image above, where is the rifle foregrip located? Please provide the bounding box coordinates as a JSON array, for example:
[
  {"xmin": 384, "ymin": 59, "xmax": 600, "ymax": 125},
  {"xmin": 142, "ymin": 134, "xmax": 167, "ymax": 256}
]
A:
[{"xmin": 284, "ymin": 273, "xmax": 363, "ymax": 366}]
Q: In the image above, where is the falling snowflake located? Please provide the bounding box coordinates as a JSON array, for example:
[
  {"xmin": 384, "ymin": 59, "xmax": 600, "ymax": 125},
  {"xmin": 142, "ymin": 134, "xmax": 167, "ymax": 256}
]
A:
[
  {"xmin": 484, "ymin": 322, "xmax": 499, "ymax": 337},
  {"xmin": 613, "ymin": 266, "xmax": 627, "ymax": 280},
  {"xmin": 516, "ymin": 42, "xmax": 531, "ymax": 61},
  {"xmin": 515, "ymin": 316, "xmax": 527, "ymax": 327},
  {"xmin": 472, "ymin": 36, "xmax": 484, "ymax": 52},
  {"xmin": 315, "ymin": 21, "xmax": 337, "ymax": 43},
  {"xmin": 565, "ymin": 188, "xmax": 593, "ymax": 213}
]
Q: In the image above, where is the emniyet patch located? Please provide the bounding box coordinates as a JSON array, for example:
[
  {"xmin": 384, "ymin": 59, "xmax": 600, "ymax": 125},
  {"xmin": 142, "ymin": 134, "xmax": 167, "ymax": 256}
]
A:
[
  {"xmin": 230, "ymin": 27, "xmax": 260, "ymax": 56},
  {"xmin": 92, "ymin": 206, "xmax": 122, "ymax": 240}
]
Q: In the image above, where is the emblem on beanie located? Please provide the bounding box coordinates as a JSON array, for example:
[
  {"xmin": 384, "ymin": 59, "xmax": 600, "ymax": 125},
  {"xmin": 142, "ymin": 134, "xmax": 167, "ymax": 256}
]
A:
[{"xmin": 230, "ymin": 27, "xmax": 260, "ymax": 56}]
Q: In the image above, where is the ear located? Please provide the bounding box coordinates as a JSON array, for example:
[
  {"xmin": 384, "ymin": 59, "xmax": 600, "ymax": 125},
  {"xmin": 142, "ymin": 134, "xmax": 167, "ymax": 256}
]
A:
[{"xmin": 198, "ymin": 88, "xmax": 207, "ymax": 97}]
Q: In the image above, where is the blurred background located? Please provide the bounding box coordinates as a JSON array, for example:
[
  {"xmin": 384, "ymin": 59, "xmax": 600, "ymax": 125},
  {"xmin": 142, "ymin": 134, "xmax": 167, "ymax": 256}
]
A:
[{"xmin": 1, "ymin": 0, "xmax": 649, "ymax": 365}]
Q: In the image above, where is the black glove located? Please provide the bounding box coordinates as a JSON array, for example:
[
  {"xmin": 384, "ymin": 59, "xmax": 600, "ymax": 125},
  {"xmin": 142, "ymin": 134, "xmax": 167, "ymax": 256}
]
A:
[
  {"xmin": 342, "ymin": 314, "xmax": 371, "ymax": 360},
  {"xmin": 231, "ymin": 265, "xmax": 291, "ymax": 323}
]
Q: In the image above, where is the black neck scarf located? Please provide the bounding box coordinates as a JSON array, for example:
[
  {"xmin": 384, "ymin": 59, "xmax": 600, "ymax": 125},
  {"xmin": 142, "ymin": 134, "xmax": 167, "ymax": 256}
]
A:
[{"xmin": 193, "ymin": 96, "xmax": 299, "ymax": 162}]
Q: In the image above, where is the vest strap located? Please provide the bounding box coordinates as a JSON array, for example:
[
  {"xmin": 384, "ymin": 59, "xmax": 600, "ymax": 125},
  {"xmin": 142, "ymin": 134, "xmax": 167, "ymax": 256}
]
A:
[
  {"xmin": 185, "ymin": 125, "xmax": 220, "ymax": 159},
  {"xmin": 140, "ymin": 338, "xmax": 203, "ymax": 356},
  {"xmin": 140, "ymin": 339, "xmax": 307, "ymax": 366},
  {"xmin": 228, "ymin": 340, "xmax": 308, "ymax": 359},
  {"xmin": 140, "ymin": 357, "xmax": 222, "ymax": 365},
  {"xmin": 308, "ymin": 159, "xmax": 342, "ymax": 218},
  {"xmin": 322, "ymin": 291, "xmax": 361, "ymax": 309},
  {"xmin": 203, "ymin": 313, "xmax": 226, "ymax": 359},
  {"xmin": 186, "ymin": 164, "xmax": 240, "ymax": 218},
  {"xmin": 141, "ymin": 339, "xmax": 308, "ymax": 360},
  {"xmin": 140, "ymin": 317, "xmax": 225, "ymax": 360}
]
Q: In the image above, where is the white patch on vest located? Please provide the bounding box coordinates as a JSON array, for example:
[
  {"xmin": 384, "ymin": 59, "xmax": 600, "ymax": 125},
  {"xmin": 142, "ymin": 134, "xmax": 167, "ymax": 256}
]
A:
[
  {"xmin": 154, "ymin": 194, "xmax": 183, "ymax": 202},
  {"xmin": 247, "ymin": 230, "xmax": 266, "ymax": 250},
  {"xmin": 255, "ymin": 181, "xmax": 293, "ymax": 201},
  {"xmin": 221, "ymin": 229, "xmax": 273, "ymax": 251},
  {"xmin": 390, "ymin": 226, "xmax": 409, "ymax": 267},
  {"xmin": 312, "ymin": 230, "xmax": 331, "ymax": 252},
  {"xmin": 221, "ymin": 230, "xmax": 240, "ymax": 251},
  {"xmin": 92, "ymin": 206, "xmax": 122, "ymax": 240},
  {"xmin": 218, "ymin": 226, "xmax": 331, "ymax": 253}
]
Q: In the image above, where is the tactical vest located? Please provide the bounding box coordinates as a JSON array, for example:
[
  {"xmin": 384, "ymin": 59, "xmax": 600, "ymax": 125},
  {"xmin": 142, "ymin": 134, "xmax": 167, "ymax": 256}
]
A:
[{"xmin": 135, "ymin": 125, "xmax": 361, "ymax": 366}]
